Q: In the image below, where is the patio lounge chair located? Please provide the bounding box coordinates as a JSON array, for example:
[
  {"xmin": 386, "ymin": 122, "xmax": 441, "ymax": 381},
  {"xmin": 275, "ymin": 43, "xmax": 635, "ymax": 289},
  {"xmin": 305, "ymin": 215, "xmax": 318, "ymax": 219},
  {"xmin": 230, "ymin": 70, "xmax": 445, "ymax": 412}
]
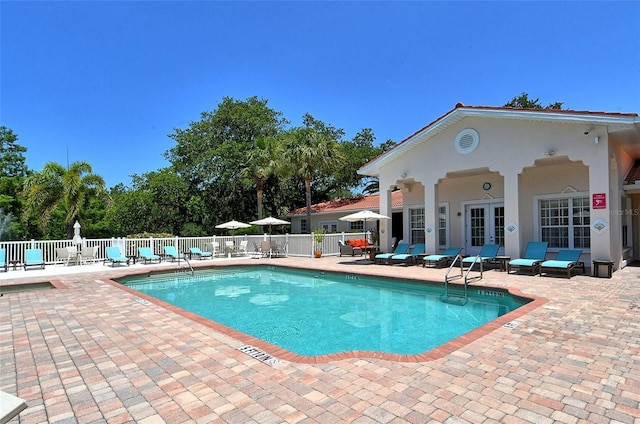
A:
[
  {"xmin": 507, "ymin": 241, "xmax": 548, "ymax": 275},
  {"xmin": 390, "ymin": 243, "xmax": 425, "ymax": 266},
  {"xmin": 338, "ymin": 240, "xmax": 363, "ymax": 257},
  {"xmin": 461, "ymin": 244, "xmax": 500, "ymax": 271},
  {"xmin": 104, "ymin": 246, "xmax": 130, "ymax": 267},
  {"xmin": 24, "ymin": 248, "xmax": 45, "ymax": 270},
  {"xmin": 138, "ymin": 247, "xmax": 161, "ymax": 264},
  {"xmin": 539, "ymin": 249, "xmax": 585, "ymax": 278},
  {"xmin": 0, "ymin": 248, "xmax": 7, "ymax": 272},
  {"xmin": 423, "ymin": 247, "xmax": 463, "ymax": 268},
  {"xmin": 374, "ymin": 243, "xmax": 410, "ymax": 265},
  {"xmin": 260, "ymin": 240, "xmax": 272, "ymax": 258},
  {"xmin": 163, "ymin": 246, "xmax": 184, "ymax": 262},
  {"xmin": 189, "ymin": 247, "xmax": 212, "ymax": 259}
]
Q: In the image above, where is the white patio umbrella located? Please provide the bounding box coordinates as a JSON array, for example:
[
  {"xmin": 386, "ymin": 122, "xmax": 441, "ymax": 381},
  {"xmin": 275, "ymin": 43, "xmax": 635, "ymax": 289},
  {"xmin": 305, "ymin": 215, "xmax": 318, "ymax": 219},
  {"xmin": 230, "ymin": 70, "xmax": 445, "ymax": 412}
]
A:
[
  {"xmin": 339, "ymin": 210, "xmax": 390, "ymax": 231},
  {"xmin": 215, "ymin": 220, "xmax": 251, "ymax": 230},
  {"xmin": 249, "ymin": 216, "xmax": 290, "ymax": 229},
  {"xmin": 250, "ymin": 216, "xmax": 290, "ymax": 255},
  {"xmin": 72, "ymin": 220, "xmax": 83, "ymax": 245}
]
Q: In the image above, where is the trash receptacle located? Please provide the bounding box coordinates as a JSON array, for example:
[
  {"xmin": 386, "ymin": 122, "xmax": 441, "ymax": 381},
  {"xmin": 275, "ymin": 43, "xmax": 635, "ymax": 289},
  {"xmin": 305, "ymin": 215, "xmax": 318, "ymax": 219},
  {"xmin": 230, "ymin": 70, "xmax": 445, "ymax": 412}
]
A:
[{"xmin": 592, "ymin": 260, "xmax": 614, "ymax": 278}]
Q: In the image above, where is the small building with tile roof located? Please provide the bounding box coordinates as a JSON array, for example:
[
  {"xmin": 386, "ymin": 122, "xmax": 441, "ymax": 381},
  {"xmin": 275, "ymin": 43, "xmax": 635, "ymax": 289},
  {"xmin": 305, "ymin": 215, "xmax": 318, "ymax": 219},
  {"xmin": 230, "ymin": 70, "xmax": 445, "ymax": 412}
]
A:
[
  {"xmin": 358, "ymin": 103, "xmax": 640, "ymax": 274},
  {"xmin": 287, "ymin": 191, "xmax": 404, "ymax": 237}
]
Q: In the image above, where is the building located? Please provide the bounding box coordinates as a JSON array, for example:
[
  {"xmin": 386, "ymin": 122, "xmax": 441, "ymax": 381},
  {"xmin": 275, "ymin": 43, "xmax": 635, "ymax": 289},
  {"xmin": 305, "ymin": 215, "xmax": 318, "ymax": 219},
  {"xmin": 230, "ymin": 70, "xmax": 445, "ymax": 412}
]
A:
[
  {"xmin": 359, "ymin": 103, "xmax": 640, "ymax": 273},
  {"xmin": 288, "ymin": 191, "xmax": 404, "ymax": 239}
]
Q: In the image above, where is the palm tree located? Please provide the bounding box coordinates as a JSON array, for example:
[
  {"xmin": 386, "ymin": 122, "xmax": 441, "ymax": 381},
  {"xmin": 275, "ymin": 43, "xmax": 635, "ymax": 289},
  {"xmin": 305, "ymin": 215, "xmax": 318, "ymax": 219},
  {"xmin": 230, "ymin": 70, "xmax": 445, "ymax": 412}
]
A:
[
  {"xmin": 282, "ymin": 126, "xmax": 344, "ymax": 232},
  {"xmin": 23, "ymin": 161, "xmax": 111, "ymax": 238},
  {"xmin": 240, "ymin": 136, "xmax": 281, "ymax": 221}
]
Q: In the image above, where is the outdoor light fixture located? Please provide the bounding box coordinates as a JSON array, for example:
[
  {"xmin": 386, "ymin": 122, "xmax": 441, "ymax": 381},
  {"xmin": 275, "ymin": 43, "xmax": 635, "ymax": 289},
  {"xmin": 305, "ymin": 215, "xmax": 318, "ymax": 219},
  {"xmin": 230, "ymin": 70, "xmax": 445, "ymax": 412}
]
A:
[
  {"xmin": 545, "ymin": 150, "xmax": 555, "ymax": 157},
  {"xmin": 594, "ymin": 136, "xmax": 600, "ymax": 144},
  {"xmin": 401, "ymin": 172, "xmax": 407, "ymax": 179}
]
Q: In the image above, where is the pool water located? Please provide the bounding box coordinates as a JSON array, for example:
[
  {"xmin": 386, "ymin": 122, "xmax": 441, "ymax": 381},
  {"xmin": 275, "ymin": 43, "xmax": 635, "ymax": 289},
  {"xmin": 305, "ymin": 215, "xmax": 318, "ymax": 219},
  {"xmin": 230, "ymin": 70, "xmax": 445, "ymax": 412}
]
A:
[{"xmin": 118, "ymin": 266, "xmax": 529, "ymax": 356}]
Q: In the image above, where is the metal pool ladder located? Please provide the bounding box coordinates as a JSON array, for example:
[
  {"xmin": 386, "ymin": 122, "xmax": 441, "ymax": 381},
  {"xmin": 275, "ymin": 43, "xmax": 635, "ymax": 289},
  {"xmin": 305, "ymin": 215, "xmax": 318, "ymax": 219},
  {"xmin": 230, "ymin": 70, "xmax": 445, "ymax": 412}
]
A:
[
  {"xmin": 441, "ymin": 254, "xmax": 484, "ymax": 306},
  {"xmin": 176, "ymin": 255, "xmax": 194, "ymax": 276}
]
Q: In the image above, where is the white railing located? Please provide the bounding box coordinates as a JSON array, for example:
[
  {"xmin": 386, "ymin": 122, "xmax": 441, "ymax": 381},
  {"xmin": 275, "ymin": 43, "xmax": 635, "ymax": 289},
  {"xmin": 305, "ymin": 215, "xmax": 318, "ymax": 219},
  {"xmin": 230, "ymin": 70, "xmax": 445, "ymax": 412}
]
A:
[{"xmin": 0, "ymin": 232, "xmax": 371, "ymax": 265}]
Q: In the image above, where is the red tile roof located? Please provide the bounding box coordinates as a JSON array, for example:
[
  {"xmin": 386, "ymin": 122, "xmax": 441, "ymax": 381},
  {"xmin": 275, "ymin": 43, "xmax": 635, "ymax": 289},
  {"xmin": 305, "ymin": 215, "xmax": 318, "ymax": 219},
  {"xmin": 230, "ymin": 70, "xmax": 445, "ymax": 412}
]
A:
[
  {"xmin": 288, "ymin": 191, "xmax": 403, "ymax": 216},
  {"xmin": 625, "ymin": 160, "xmax": 640, "ymax": 184}
]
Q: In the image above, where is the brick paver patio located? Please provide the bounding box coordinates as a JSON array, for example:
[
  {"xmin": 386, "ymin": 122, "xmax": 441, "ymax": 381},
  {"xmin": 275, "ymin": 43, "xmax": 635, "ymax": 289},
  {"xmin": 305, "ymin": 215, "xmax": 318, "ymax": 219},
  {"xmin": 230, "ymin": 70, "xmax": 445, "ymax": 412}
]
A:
[{"xmin": 1, "ymin": 256, "xmax": 639, "ymax": 423}]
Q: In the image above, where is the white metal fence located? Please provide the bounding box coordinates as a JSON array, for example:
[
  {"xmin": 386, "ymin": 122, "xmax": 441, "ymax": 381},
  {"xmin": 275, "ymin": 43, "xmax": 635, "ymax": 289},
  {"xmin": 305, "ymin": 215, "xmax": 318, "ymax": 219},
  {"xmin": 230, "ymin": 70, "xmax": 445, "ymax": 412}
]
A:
[{"xmin": 0, "ymin": 232, "xmax": 371, "ymax": 266}]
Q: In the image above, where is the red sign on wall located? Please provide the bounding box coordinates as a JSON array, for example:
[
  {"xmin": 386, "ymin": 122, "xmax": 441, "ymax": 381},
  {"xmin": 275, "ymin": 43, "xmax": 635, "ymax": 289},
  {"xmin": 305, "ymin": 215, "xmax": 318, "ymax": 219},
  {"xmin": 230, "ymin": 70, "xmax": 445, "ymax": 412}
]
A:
[{"xmin": 592, "ymin": 193, "xmax": 606, "ymax": 209}]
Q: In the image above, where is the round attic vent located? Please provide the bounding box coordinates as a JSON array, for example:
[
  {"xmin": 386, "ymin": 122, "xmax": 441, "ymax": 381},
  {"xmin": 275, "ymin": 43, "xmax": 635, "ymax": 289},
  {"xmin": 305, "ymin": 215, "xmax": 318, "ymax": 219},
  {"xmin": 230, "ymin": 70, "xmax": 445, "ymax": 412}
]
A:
[{"xmin": 455, "ymin": 128, "xmax": 479, "ymax": 154}]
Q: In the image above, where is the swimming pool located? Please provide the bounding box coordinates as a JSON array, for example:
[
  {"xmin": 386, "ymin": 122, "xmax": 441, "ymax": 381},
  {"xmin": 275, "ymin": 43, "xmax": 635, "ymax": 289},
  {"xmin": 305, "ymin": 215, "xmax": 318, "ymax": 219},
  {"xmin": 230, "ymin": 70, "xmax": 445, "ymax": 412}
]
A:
[{"xmin": 117, "ymin": 266, "xmax": 531, "ymax": 357}]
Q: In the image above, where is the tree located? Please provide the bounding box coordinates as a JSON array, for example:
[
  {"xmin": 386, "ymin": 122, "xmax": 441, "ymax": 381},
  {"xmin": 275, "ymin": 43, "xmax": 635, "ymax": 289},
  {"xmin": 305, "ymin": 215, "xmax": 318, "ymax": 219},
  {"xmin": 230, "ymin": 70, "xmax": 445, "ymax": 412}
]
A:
[
  {"xmin": 240, "ymin": 136, "xmax": 282, "ymax": 221},
  {"xmin": 504, "ymin": 92, "xmax": 564, "ymax": 110},
  {"xmin": 165, "ymin": 96, "xmax": 287, "ymax": 225},
  {"xmin": 23, "ymin": 161, "xmax": 111, "ymax": 238},
  {"xmin": 0, "ymin": 126, "xmax": 30, "ymax": 240},
  {"xmin": 281, "ymin": 114, "xmax": 345, "ymax": 232}
]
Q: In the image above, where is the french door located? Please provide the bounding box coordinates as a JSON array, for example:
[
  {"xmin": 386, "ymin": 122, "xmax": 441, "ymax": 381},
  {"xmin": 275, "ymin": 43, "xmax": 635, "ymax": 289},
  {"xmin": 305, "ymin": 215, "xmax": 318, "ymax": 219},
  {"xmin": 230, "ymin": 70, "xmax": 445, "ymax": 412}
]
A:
[{"xmin": 465, "ymin": 203, "xmax": 504, "ymax": 256}]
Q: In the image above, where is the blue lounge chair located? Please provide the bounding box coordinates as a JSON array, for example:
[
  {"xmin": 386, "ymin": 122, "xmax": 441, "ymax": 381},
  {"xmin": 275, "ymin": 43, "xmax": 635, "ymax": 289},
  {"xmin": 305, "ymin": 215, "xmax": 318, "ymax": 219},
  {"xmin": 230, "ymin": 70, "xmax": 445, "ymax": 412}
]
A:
[
  {"xmin": 24, "ymin": 248, "xmax": 45, "ymax": 270},
  {"xmin": 461, "ymin": 244, "xmax": 500, "ymax": 270},
  {"xmin": 539, "ymin": 249, "xmax": 585, "ymax": 278},
  {"xmin": 104, "ymin": 246, "xmax": 130, "ymax": 267},
  {"xmin": 0, "ymin": 248, "xmax": 7, "ymax": 272},
  {"xmin": 163, "ymin": 245, "xmax": 185, "ymax": 262},
  {"xmin": 507, "ymin": 242, "xmax": 549, "ymax": 275},
  {"xmin": 189, "ymin": 247, "xmax": 213, "ymax": 259},
  {"xmin": 138, "ymin": 247, "xmax": 161, "ymax": 264},
  {"xmin": 374, "ymin": 243, "xmax": 410, "ymax": 264},
  {"xmin": 390, "ymin": 243, "xmax": 425, "ymax": 266},
  {"xmin": 423, "ymin": 247, "xmax": 463, "ymax": 268}
]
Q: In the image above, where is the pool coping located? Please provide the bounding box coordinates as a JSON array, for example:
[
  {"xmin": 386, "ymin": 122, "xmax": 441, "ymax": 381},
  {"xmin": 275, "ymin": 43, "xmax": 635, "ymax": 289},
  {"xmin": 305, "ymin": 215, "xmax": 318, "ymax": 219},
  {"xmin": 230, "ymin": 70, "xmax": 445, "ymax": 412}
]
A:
[{"xmin": 104, "ymin": 263, "xmax": 547, "ymax": 363}]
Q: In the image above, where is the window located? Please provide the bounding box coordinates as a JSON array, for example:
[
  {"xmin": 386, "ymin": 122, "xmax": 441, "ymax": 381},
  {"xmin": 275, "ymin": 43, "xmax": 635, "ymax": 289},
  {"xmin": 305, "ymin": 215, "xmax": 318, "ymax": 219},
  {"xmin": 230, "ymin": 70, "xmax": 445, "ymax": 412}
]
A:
[
  {"xmin": 349, "ymin": 221, "xmax": 364, "ymax": 231},
  {"xmin": 320, "ymin": 221, "xmax": 338, "ymax": 232},
  {"xmin": 539, "ymin": 196, "xmax": 590, "ymax": 249},
  {"xmin": 409, "ymin": 207, "xmax": 425, "ymax": 244},
  {"xmin": 438, "ymin": 203, "xmax": 449, "ymax": 247},
  {"xmin": 300, "ymin": 219, "xmax": 308, "ymax": 233}
]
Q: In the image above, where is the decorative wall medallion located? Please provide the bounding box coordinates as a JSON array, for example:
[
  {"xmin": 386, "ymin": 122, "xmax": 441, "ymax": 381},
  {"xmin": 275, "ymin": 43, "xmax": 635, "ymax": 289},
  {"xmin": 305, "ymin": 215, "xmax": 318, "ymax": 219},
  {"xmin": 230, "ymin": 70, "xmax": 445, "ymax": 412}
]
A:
[
  {"xmin": 425, "ymin": 224, "xmax": 435, "ymax": 235},
  {"xmin": 483, "ymin": 182, "xmax": 491, "ymax": 190},
  {"xmin": 591, "ymin": 218, "xmax": 609, "ymax": 234},
  {"xmin": 505, "ymin": 222, "xmax": 519, "ymax": 235}
]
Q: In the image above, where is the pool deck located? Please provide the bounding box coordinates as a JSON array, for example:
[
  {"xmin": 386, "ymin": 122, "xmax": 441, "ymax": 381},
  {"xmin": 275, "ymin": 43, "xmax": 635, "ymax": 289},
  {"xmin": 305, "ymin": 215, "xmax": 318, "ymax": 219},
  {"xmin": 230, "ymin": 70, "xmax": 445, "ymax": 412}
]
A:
[{"xmin": 1, "ymin": 256, "xmax": 639, "ymax": 423}]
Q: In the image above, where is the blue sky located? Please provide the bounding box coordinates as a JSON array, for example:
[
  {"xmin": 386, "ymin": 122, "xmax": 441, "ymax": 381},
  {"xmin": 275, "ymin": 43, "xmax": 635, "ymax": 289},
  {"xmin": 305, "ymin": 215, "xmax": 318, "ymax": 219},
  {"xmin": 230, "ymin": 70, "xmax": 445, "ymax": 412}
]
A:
[{"xmin": 2, "ymin": 1, "xmax": 639, "ymax": 188}]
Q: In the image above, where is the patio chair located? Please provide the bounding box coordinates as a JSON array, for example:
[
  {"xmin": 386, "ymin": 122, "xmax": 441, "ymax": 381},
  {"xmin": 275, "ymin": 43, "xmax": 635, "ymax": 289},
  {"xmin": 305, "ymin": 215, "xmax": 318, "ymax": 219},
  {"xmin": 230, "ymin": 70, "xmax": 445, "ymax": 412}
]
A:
[
  {"xmin": 238, "ymin": 240, "xmax": 249, "ymax": 256},
  {"xmin": 225, "ymin": 241, "xmax": 235, "ymax": 257},
  {"xmin": 104, "ymin": 246, "xmax": 129, "ymax": 267},
  {"xmin": 56, "ymin": 247, "xmax": 74, "ymax": 266},
  {"xmin": 260, "ymin": 240, "xmax": 272, "ymax": 258},
  {"xmin": 507, "ymin": 241, "xmax": 548, "ymax": 275},
  {"xmin": 80, "ymin": 245, "xmax": 99, "ymax": 265},
  {"xmin": 163, "ymin": 245, "xmax": 184, "ymax": 262},
  {"xmin": 390, "ymin": 243, "xmax": 425, "ymax": 266},
  {"xmin": 338, "ymin": 240, "xmax": 363, "ymax": 257},
  {"xmin": 0, "ymin": 248, "xmax": 7, "ymax": 272},
  {"xmin": 24, "ymin": 248, "xmax": 45, "ymax": 270},
  {"xmin": 461, "ymin": 244, "xmax": 500, "ymax": 271},
  {"xmin": 205, "ymin": 242, "xmax": 220, "ymax": 257},
  {"xmin": 189, "ymin": 247, "xmax": 212, "ymax": 259},
  {"xmin": 539, "ymin": 249, "xmax": 585, "ymax": 278},
  {"xmin": 423, "ymin": 247, "xmax": 463, "ymax": 268},
  {"xmin": 374, "ymin": 243, "xmax": 410, "ymax": 265},
  {"xmin": 138, "ymin": 247, "xmax": 161, "ymax": 264}
]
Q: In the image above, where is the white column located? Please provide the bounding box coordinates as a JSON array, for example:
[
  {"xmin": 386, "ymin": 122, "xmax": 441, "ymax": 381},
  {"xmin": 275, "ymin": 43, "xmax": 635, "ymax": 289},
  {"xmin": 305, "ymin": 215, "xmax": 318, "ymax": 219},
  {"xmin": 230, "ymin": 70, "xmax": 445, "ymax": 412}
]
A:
[
  {"xmin": 379, "ymin": 189, "xmax": 392, "ymax": 252},
  {"xmin": 503, "ymin": 170, "xmax": 521, "ymax": 258},
  {"xmin": 424, "ymin": 182, "xmax": 438, "ymax": 255}
]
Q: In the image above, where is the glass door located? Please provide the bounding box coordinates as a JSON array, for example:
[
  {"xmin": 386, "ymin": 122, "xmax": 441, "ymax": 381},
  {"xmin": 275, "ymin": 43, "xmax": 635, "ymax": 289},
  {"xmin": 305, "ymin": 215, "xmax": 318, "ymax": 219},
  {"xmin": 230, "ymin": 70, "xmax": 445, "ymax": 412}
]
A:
[{"xmin": 465, "ymin": 203, "xmax": 504, "ymax": 256}]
